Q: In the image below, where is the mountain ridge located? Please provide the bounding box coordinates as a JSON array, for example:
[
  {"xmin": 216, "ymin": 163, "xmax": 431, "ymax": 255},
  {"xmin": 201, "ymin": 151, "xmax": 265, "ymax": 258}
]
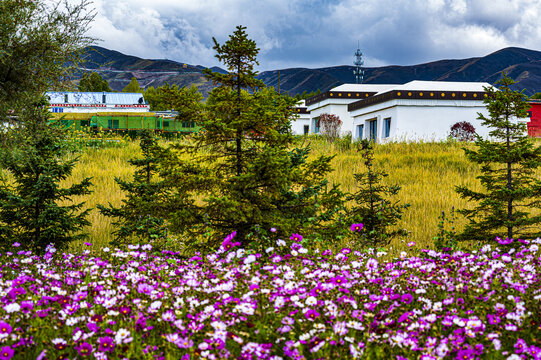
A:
[{"xmin": 79, "ymin": 46, "xmax": 541, "ymax": 96}]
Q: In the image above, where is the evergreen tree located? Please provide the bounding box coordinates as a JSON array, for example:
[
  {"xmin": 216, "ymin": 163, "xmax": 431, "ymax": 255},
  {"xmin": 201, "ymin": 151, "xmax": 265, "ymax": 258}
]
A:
[
  {"xmin": 162, "ymin": 26, "xmax": 343, "ymax": 250},
  {"xmin": 98, "ymin": 130, "xmax": 167, "ymax": 246},
  {"xmin": 0, "ymin": 0, "xmax": 95, "ymax": 123},
  {"xmin": 78, "ymin": 72, "xmax": 112, "ymax": 92},
  {"xmin": 123, "ymin": 77, "xmax": 142, "ymax": 93},
  {"xmin": 456, "ymin": 74, "xmax": 541, "ymax": 241},
  {"xmin": 0, "ymin": 103, "xmax": 92, "ymax": 253},
  {"xmin": 347, "ymin": 139, "xmax": 409, "ymax": 248}
]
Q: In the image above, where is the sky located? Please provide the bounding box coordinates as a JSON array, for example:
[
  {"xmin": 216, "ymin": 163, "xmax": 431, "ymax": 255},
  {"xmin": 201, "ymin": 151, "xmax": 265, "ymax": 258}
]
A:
[{"xmin": 85, "ymin": 0, "xmax": 541, "ymax": 71}]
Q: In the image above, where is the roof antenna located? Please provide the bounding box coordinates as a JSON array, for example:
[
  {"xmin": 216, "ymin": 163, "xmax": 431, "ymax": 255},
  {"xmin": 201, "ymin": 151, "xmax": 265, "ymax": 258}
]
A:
[{"xmin": 353, "ymin": 41, "xmax": 364, "ymax": 84}]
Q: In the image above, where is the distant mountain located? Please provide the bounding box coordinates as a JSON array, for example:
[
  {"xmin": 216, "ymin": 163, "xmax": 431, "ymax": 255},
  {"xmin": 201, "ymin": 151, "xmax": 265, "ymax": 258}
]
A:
[
  {"xmin": 78, "ymin": 46, "xmax": 541, "ymax": 97},
  {"xmin": 259, "ymin": 47, "xmax": 541, "ymax": 96}
]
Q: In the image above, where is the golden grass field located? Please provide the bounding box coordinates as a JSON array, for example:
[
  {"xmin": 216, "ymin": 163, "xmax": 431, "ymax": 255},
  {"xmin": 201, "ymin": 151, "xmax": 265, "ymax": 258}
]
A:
[{"xmin": 60, "ymin": 134, "xmax": 489, "ymax": 253}]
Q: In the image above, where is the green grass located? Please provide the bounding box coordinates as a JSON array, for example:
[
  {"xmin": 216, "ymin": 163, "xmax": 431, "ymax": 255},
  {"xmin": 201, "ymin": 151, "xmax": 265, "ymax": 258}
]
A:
[{"xmin": 57, "ymin": 136, "xmax": 541, "ymax": 254}]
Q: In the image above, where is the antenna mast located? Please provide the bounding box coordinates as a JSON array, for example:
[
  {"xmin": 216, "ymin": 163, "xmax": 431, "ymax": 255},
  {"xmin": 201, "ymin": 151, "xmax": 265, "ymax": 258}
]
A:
[{"xmin": 353, "ymin": 42, "xmax": 364, "ymax": 84}]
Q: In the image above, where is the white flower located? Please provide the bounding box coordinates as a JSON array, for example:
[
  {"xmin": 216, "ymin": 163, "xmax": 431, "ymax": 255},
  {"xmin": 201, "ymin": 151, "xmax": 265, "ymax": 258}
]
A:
[
  {"xmin": 266, "ymin": 247, "xmax": 275, "ymax": 253},
  {"xmin": 115, "ymin": 328, "xmax": 131, "ymax": 344},
  {"xmin": 305, "ymin": 296, "xmax": 317, "ymax": 306},
  {"xmin": 150, "ymin": 301, "xmax": 162, "ymax": 310},
  {"xmin": 276, "ymin": 239, "xmax": 286, "ymax": 247},
  {"xmin": 4, "ymin": 303, "xmax": 20, "ymax": 313},
  {"xmin": 142, "ymin": 244, "xmax": 152, "ymax": 250},
  {"xmin": 243, "ymin": 255, "xmax": 256, "ymax": 265},
  {"xmin": 103, "ymin": 247, "xmax": 110, "ymax": 252}
]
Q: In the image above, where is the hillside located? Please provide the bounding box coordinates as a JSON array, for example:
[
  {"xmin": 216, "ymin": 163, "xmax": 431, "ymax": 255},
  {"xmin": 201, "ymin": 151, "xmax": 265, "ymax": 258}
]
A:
[{"xmin": 78, "ymin": 46, "xmax": 541, "ymax": 96}]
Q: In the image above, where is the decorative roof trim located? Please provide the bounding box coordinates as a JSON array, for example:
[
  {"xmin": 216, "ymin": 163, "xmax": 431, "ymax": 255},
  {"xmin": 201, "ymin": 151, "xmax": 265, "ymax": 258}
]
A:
[
  {"xmin": 305, "ymin": 91, "xmax": 378, "ymax": 106},
  {"xmin": 348, "ymin": 90, "xmax": 488, "ymax": 112}
]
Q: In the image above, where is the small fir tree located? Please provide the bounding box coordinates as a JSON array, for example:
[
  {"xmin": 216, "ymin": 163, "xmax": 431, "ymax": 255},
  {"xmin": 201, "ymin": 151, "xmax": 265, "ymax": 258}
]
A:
[
  {"xmin": 162, "ymin": 26, "xmax": 344, "ymax": 249},
  {"xmin": 98, "ymin": 130, "xmax": 168, "ymax": 246},
  {"xmin": 122, "ymin": 77, "xmax": 142, "ymax": 93},
  {"xmin": 78, "ymin": 72, "xmax": 112, "ymax": 92},
  {"xmin": 347, "ymin": 139, "xmax": 409, "ymax": 247},
  {"xmin": 0, "ymin": 102, "xmax": 92, "ymax": 253},
  {"xmin": 456, "ymin": 74, "xmax": 541, "ymax": 241}
]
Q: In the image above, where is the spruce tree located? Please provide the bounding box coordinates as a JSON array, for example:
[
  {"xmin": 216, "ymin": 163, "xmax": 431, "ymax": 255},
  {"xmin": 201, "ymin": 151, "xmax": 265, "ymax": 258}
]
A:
[
  {"xmin": 0, "ymin": 103, "xmax": 92, "ymax": 253},
  {"xmin": 347, "ymin": 139, "xmax": 409, "ymax": 248},
  {"xmin": 162, "ymin": 26, "xmax": 343, "ymax": 250},
  {"xmin": 78, "ymin": 72, "xmax": 112, "ymax": 92},
  {"xmin": 98, "ymin": 130, "xmax": 167, "ymax": 246},
  {"xmin": 456, "ymin": 74, "xmax": 541, "ymax": 241}
]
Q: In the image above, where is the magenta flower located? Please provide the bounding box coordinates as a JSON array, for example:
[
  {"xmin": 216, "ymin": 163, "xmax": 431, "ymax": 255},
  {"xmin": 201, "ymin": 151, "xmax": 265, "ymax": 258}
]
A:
[
  {"xmin": 496, "ymin": 237, "xmax": 514, "ymax": 245},
  {"xmin": 400, "ymin": 293, "xmax": 413, "ymax": 304},
  {"xmin": 0, "ymin": 346, "xmax": 14, "ymax": 360},
  {"xmin": 290, "ymin": 233, "xmax": 303, "ymax": 242},
  {"xmin": 98, "ymin": 336, "xmax": 115, "ymax": 352},
  {"xmin": 76, "ymin": 342, "xmax": 92, "ymax": 357},
  {"xmin": 514, "ymin": 338, "xmax": 528, "ymax": 354},
  {"xmin": 350, "ymin": 223, "xmax": 363, "ymax": 232},
  {"xmin": 0, "ymin": 322, "xmax": 12, "ymax": 335},
  {"xmin": 12, "ymin": 242, "xmax": 20, "ymax": 247},
  {"xmin": 305, "ymin": 309, "xmax": 320, "ymax": 321}
]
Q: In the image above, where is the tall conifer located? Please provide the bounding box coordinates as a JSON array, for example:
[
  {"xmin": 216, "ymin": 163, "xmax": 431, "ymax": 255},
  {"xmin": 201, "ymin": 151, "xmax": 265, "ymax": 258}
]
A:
[{"xmin": 456, "ymin": 74, "xmax": 541, "ymax": 241}]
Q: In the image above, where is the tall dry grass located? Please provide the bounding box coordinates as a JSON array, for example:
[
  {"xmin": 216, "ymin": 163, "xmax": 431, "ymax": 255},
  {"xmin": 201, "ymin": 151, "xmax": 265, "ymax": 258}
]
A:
[{"xmin": 57, "ymin": 136, "xmax": 541, "ymax": 253}]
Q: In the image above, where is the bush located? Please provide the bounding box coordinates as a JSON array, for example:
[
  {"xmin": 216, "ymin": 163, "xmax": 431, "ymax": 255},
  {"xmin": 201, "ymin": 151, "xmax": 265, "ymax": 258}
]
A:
[{"xmin": 450, "ymin": 121, "xmax": 476, "ymax": 142}]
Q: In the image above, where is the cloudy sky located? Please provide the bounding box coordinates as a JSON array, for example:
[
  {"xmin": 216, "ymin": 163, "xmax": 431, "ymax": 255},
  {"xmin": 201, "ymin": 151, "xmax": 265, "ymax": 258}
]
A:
[{"xmin": 86, "ymin": 0, "xmax": 541, "ymax": 71}]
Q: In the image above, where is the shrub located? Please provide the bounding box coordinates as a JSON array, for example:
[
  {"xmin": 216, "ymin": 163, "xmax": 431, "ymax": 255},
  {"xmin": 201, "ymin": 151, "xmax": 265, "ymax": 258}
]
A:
[{"xmin": 450, "ymin": 121, "xmax": 476, "ymax": 142}]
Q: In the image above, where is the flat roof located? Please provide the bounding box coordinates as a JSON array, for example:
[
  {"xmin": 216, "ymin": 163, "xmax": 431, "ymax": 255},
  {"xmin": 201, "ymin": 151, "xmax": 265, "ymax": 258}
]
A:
[{"xmin": 47, "ymin": 92, "xmax": 145, "ymax": 105}]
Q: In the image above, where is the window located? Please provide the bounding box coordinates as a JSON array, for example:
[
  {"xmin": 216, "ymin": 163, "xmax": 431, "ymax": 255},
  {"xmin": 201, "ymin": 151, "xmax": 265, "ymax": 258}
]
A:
[
  {"xmin": 64, "ymin": 94, "xmax": 68, "ymax": 103},
  {"xmin": 163, "ymin": 121, "xmax": 170, "ymax": 128},
  {"xmin": 303, "ymin": 125, "xmax": 309, "ymax": 135},
  {"xmin": 356, "ymin": 124, "xmax": 364, "ymax": 140},
  {"xmin": 312, "ymin": 118, "xmax": 320, "ymax": 134},
  {"xmin": 369, "ymin": 120, "xmax": 377, "ymax": 141},
  {"xmin": 80, "ymin": 120, "xmax": 90, "ymax": 127},
  {"xmin": 383, "ymin": 118, "xmax": 391, "ymax": 138},
  {"xmin": 107, "ymin": 119, "xmax": 119, "ymax": 129}
]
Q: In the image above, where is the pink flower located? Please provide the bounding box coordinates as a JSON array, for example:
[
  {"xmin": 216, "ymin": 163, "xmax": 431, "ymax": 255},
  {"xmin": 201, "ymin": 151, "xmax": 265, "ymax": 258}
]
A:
[
  {"xmin": 290, "ymin": 233, "xmax": 303, "ymax": 242},
  {"xmin": 350, "ymin": 223, "xmax": 363, "ymax": 232}
]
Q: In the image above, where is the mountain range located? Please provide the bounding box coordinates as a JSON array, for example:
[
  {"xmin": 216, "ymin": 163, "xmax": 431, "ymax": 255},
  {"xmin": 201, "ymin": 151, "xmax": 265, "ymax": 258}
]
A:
[{"xmin": 81, "ymin": 46, "xmax": 541, "ymax": 96}]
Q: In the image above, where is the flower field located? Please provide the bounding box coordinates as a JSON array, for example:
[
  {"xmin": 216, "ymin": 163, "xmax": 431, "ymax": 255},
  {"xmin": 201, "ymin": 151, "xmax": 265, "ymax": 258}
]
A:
[{"xmin": 0, "ymin": 233, "xmax": 540, "ymax": 360}]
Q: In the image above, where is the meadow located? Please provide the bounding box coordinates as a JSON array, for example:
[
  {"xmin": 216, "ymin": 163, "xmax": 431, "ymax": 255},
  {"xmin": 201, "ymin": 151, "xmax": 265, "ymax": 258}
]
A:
[{"xmin": 63, "ymin": 134, "xmax": 488, "ymax": 254}]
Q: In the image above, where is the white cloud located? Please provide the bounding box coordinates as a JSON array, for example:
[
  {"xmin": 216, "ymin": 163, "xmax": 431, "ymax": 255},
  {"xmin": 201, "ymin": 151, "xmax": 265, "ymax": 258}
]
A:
[{"xmin": 78, "ymin": 0, "xmax": 541, "ymax": 70}]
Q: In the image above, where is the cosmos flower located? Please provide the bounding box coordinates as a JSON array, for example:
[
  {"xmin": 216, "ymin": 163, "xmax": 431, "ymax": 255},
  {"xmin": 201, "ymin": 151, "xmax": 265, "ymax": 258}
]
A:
[
  {"xmin": 350, "ymin": 223, "xmax": 363, "ymax": 232},
  {"xmin": 0, "ymin": 346, "xmax": 14, "ymax": 360}
]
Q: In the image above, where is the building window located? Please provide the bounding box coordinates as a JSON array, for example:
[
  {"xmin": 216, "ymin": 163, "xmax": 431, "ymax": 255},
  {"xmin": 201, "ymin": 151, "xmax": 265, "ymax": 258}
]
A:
[
  {"xmin": 107, "ymin": 119, "xmax": 119, "ymax": 129},
  {"xmin": 312, "ymin": 118, "xmax": 320, "ymax": 134},
  {"xmin": 356, "ymin": 124, "xmax": 364, "ymax": 140},
  {"xmin": 303, "ymin": 125, "xmax": 309, "ymax": 135},
  {"xmin": 64, "ymin": 94, "xmax": 68, "ymax": 103},
  {"xmin": 383, "ymin": 118, "xmax": 391, "ymax": 138},
  {"xmin": 369, "ymin": 119, "xmax": 377, "ymax": 141},
  {"xmin": 80, "ymin": 120, "xmax": 90, "ymax": 127}
]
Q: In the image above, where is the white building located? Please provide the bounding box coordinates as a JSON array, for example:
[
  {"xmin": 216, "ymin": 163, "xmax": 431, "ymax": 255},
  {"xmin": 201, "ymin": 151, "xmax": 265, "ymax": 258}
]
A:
[
  {"xmin": 291, "ymin": 100, "xmax": 311, "ymax": 135},
  {"xmin": 46, "ymin": 92, "xmax": 150, "ymax": 113},
  {"xmin": 304, "ymin": 84, "xmax": 397, "ymax": 135},
  {"xmin": 348, "ymin": 81, "xmax": 492, "ymax": 142}
]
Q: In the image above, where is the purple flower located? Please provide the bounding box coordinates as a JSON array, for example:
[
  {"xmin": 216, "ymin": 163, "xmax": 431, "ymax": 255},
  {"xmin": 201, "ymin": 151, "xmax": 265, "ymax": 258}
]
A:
[
  {"xmin": 98, "ymin": 336, "xmax": 115, "ymax": 353},
  {"xmin": 305, "ymin": 309, "xmax": 320, "ymax": 321},
  {"xmin": 0, "ymin": 346, "xmax": 14, "ymax": 360},
  {"xmin": 514, "ymin": 338, "xmax": 528, "ymax": 354},
  {"xmin": 270, "ymin": 227, "xmax": 277, "ymax": 233},
  {"xmin": 12, "ymin": 242, "xmax": 20, "ymax": 247},
  {"xmin": 350, "ymin": 223, "xmax": 363, "ymax": 232},
  {"xmin": 0, "ymin": 322, "xmax": 12, "ymax": 335},
  {"xmin": 84, "ymin": 242, "xmax": 92, "ymax": 246},
  {"xmin": 496, "ymin": 237, "xmax": 514, "ymax": 245},
  {"xmin": 290, "ymin": 233, "xmax": 303, "ymax": 242},
  {"xmin": 177, "ymin": 337, "xmax": 194, "ymax": 349},
  {"xmin": 76, "ymin": 342, "xmax": 92, "ymax": 357},
  {"xmin": 400, "ymin": 293, "xmax": 413, "ymax": 304}
]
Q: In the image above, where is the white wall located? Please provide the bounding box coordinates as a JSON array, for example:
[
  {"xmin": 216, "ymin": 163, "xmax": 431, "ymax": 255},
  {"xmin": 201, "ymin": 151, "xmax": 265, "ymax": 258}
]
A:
[
  {"xmin": 307, "ymin": 99, "xmax": 356, "ymax": 135},
  {"xmin": 351, "ymin": 99, "xmax": 490, "ymax": 142},
  {"xmin": 290, "ymin": 114, "xmax": 311, "ymax": 135}
]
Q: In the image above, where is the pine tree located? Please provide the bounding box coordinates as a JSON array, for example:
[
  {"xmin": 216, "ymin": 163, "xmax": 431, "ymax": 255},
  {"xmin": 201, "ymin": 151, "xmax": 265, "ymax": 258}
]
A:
[
  {"xmin": 162, "ymin": 26, "xmax": 343, "ymax": 250},
  {"xmin": 98, "ymin": 130, "xmax": 167, "ymax": 246},
  {"xmin": 122, "ymin": 77, "xmax": 142, "ymax": 93},
  {"xmin": 347, "ymin": 139, "xmax": 409, "ymax": 248},
  {"xmin": 0, "ymin": 103, "xmax": 92, "ymax": 253},
  {"xmin": 456, "ymin": 74, "xmax": 541, "ymax": 241},
  {"xmin": 78, "ymin": 72, "xmax": 112, "ymax": 92}
]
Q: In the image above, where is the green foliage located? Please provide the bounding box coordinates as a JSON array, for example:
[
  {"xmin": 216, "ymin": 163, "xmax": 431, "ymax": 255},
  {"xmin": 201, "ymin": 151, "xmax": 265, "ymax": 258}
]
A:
[
  {"xmin": 0, "ymin": 105, "xmax": 92, "ymax": 253},
  {"xmin": 0, "ymin": 0, "xmax": 95, "ymax": 121},
  {"xmin": 530, "ymin": 92, "xmax": 541, "ymax": 100},
  {"xmin": 433, "ymin": 207, "xmax": 459, "ymax": 251},
  {"xmin": 98, "ymin": 130, "xmax": 168, "ymax": 247},
  {"xmin": 456, "ymin": 73, "xmax": 541, "ymax": 241},
  {"xmin": 77, "ymin": 72, "xmax": 112, "ymax": 92},
  {"xmin": 293, "ymin": 89, "xmax": 322, "ymax": 101},
  {"xmin": 161, "ymin": 26, "xmax": 344, "ymax": 250},
  {"xmin": 144, "ymin": 83, "xmax": 203, "ymax": 121},
  {"xmin": 122, "ymin": 77, "xmax": 142, "ymax": 93},
  {"xmin": 347, "ymin": 139, "xmax": 410, "ymax": 248}
]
